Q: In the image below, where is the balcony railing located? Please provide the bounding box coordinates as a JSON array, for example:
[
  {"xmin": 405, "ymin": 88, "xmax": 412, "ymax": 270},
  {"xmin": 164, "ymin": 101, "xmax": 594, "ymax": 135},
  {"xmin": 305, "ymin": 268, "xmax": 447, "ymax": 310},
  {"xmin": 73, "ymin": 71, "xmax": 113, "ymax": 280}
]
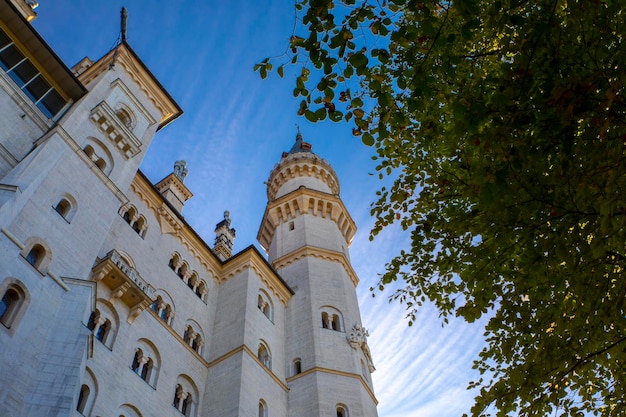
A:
[{"xmin": 91, "ymin": 249, "xmax": 155, "ymax": 322}]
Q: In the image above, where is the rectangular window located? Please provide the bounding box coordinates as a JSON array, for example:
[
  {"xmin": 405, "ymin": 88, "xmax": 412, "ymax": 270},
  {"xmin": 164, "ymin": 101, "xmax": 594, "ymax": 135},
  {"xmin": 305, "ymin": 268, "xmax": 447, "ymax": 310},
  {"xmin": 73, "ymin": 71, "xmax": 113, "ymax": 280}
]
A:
[{"xmin": 0, "ymin": 26, "xmax": 67, "ymax": 119}]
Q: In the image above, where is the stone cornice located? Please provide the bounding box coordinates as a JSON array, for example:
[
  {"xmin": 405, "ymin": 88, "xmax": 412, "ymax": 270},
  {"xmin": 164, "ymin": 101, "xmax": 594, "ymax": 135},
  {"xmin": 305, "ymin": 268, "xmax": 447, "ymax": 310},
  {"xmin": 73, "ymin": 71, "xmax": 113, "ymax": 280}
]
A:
[
  {"xmin": 78, "ymin": 43, "xmax": 182, "ymax": 129},
  {"xmin": 257, "ymin": 187, "xmax": 357, "ymax": 252},
  {"xmin": 286, "ymin": 366, "xmax": 378, "ymax": 405},
  {"xmin": 272, "ymin": 245, "xmax": 360, "ymax": 287},
  {"xmin": 155, "ymin": 173, "xmax": 193, "ymax": 202},
  {"xmin": 267, "ymin": 152, "xmax": 339, "ymax": 201}
]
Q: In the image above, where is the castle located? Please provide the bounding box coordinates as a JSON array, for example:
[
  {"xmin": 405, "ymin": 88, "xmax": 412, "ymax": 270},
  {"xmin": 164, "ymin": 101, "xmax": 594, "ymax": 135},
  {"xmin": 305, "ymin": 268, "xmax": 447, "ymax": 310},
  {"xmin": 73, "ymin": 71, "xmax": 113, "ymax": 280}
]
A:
[{"xmin": 0, "ymin": 1, "xmax": 378, "ymax": 416}]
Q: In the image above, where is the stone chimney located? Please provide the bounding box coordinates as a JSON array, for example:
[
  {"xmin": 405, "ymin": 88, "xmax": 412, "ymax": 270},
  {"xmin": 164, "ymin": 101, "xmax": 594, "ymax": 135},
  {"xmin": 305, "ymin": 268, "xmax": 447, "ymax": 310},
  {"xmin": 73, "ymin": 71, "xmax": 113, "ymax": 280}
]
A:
[
  {"xmin": 213, "ymin": 211, "xmax": 236, "ymax": 261},
  {"xmin": 155, "ymin": 160, "xmax": 193, "ymax": 213}
]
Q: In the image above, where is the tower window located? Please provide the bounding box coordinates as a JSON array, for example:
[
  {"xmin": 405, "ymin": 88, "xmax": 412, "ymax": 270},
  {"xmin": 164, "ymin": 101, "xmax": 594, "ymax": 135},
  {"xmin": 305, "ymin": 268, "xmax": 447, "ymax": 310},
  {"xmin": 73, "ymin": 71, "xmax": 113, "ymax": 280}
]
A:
[
  {"xmin": 258, "ymin": 399, "xmax": 267, "ymax": 417},
  {"xmin": 76, "ymin": 384, "xmax": 90, "ymax": 414},
  {"xmin": 288, "ymin": 221, "xmax": 295, "ymax": 231},
  {"xmin": 293, "ymin": 358, "xmax": 302, "ymax": 375},
  {"xmin": 258, "ymin": 342, "xmax": 271, "ymax": 369},
  {"xmin": 336, "ymin": 405, "xmax": 349, "ymax": 417}
]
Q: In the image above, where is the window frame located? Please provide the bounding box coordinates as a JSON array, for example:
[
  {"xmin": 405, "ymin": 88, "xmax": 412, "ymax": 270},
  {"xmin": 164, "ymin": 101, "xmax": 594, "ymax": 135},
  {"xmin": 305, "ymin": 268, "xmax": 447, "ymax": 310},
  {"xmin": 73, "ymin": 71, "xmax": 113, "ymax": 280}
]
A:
[{"xmin": 0, "ymin": 27, "xmax": 69, "ymax": 119}]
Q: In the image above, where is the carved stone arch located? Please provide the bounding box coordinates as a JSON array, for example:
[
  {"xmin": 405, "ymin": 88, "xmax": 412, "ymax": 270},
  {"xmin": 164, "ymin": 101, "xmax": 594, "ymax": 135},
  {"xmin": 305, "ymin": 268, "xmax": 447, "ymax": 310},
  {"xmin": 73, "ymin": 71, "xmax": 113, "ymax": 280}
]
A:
[
  {"xmin": 94, "ymin": 298, "xmax": 121, "ymax": 348},
  {"xmin": 135, "ymin": 337, "xmax": 161, "ymax": 387},
  {"xmin": 78, "ymin": 366, "xmax": 98, "ymax": 416},
  {"xmin": 152, "ymin": 288, "xmax": 176, "ymax": 312},
  {"xmin": 174, "ymin": 374, "xmax": 199, "ymax": 417},
  {"xmin": 184, "ymin": 318, "xmax": 205, "ymax": 341}
]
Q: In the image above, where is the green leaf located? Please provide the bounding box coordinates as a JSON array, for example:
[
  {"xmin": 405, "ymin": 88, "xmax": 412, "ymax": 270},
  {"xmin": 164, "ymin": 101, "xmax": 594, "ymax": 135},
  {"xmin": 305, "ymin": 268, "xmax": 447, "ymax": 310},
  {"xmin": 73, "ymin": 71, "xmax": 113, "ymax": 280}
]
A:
[{"xmin": 362, "ymin": 132, "xmax": 375, "ymax": 146}]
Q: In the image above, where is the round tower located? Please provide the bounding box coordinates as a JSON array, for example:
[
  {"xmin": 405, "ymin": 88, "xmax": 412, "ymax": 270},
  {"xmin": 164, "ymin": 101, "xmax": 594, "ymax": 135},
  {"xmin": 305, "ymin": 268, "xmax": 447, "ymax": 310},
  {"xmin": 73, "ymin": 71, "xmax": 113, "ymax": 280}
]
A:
[{"xmin": 258, "ymin": 133, "xmax": 378, "ymax": 417}]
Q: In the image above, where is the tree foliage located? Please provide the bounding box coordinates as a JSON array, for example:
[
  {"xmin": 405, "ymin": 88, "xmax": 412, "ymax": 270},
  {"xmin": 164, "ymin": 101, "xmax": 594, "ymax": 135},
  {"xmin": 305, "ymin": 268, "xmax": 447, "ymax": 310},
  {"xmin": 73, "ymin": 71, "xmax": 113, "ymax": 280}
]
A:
[{"xmin": 257, "ymin": 0, "xmax": 626, "ymax": 415}]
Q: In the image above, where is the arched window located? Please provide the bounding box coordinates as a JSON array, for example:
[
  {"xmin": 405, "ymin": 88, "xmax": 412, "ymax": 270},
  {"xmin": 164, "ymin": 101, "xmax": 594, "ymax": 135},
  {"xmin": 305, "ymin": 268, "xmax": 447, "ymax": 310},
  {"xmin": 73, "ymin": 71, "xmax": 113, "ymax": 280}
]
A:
[
  {"xmin": 131, "ymin": 349, "xmax": 143, "ymax": 373},
  {"xmin": 131, "ymin": 349, "xmax": 153, "ymax": 383},
  {"xmin": 195, "ymin": 281, "xmax": 207, "ymax": 301},
  {"xmin": 177, "ymin": 263, "xmax": 188, "ymax": 280},
  {"xmin": 336, "ymin": 404, "xmax": 349, "ymax": 417},
  {"xmin": 54, "ymin": 198, "xmax": 71, "ymax": 218},
  {"xmin": 86, "ymin": 304, "xmax": 118, "ymax": 348},
  {"xmin": 83, "ymin": 145, "xmax": 107, "ymax": 172},
  {"xmin": 95, "ymin": 319, "xmax": 111, "ymax": 343},
  {"xmin": 258, "ymin": 399, "xmax": 267, "ymax": 417},
  {"xmin": 293, "ymin": 358, "xmax": 302, "ymax": 376},
  {"xmin": 257, "ymin": 290, "xmax": 273, "ymax": 321},
  {"xmin": 182, "ymin": 393, "xmax": 192, "ymax": 416},
  {"xmin": 115, "ymin": 108, "xmax": 134, "ymax": 129},
  {"xmin": 76, "ymin": 384, "xmax": 90, "ymax": 414},
  {"xmin": 131, "ymin": 341, "xmax": 160, "ymax": 387},
  {"xmin": 187, "ymin": 273, "xmax": 197, "ymax": 290},
  {"xmin": 161, "ymin": 304, "xmax": 173, "ymax": 325},
  {"xmin": 258, "ymin": 342, "xmax": 271, "ymax": 369},
  {"xmin": 87, "ymin": 310, "xmax": 98, "ymax": 331},
  {"xmin": 25, "ymin": 244, "xmax": 44, "ymax": 268},
  {"xmin": 169, "ymin": 254, "xmax": 179, "ymax": 272},
  {"xmin": 173, "ymin": 380, "xmax": 197, "ymax": 417},
  {"xmin": 321, "ymin": 312, "xmax": 329, "ymax": 329},
  {"xmin": 0, "ymin": 288, "xmax": 21, "ymax": 328},
  {"xmin": 141, "ymin": 358, "xmax": 153, "ymax": 381},
  {"xmin": 320, "ymin": 307, "xmax": 344, "ymax": 332}
]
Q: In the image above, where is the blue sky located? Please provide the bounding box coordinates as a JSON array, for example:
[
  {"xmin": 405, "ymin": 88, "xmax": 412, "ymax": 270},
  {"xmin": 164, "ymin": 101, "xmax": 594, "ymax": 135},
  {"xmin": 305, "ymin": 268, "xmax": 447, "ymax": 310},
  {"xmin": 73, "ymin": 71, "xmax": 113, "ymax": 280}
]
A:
[{"xmin": 33, "ymin": 2, "xmax": 487, "ymax": 415}]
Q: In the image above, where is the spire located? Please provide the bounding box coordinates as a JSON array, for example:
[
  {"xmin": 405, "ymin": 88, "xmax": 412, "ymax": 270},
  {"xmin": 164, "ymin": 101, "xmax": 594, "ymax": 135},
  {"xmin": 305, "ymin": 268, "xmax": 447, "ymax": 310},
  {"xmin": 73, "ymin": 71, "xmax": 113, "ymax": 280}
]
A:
[
  {"xmin": 283, "ymin": 129, "xmax": 313, "ymax": 158},
  {"xmin": 214, "ymin": 211, "xmax": 237, "ymax": 261},
  {"xmin": 121, "ymin": 7, "xmax": 128, "ymax": 42}
]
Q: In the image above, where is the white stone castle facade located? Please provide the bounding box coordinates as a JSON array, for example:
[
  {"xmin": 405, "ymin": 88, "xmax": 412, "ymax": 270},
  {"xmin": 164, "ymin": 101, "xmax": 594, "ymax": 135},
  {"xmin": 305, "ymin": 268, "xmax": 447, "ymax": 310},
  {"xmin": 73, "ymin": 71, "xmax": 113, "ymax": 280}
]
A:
[{"xmin": 0, "ymin": 1, "xmax": 378, "ymax": 417}]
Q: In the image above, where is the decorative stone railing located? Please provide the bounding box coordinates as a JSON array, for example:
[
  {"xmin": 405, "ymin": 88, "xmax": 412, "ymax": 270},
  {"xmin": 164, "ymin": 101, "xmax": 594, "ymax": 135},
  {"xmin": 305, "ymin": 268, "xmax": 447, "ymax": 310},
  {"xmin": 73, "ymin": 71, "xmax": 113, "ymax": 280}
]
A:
[{"xmin": 91, "ymin": 249, "xmax": 155, "ymax": 322}]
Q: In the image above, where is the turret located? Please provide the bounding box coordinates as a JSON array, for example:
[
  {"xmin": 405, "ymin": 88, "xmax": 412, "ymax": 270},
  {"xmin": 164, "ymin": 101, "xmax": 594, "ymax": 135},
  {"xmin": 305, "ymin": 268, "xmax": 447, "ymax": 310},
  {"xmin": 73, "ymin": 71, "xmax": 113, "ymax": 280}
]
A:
[{"xmin": 257, "ymin": 133, "xmax": 378, "ymax": 417}]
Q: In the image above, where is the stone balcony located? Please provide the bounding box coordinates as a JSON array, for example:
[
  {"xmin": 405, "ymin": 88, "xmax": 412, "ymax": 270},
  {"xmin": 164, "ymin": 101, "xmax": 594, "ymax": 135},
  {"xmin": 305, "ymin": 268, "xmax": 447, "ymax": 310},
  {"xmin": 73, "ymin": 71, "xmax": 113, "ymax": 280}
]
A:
[{"xmin": 91, "ymin": 249, "xmax": 155, "ymax": 323}]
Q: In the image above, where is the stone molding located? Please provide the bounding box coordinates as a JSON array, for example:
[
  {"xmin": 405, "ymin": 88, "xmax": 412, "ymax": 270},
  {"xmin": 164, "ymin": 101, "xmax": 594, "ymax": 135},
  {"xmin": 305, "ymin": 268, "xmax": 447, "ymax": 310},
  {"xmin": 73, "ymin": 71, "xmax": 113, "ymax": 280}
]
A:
[
  {"xmin": 266, "ymin": 151, "xmax": 339, "ymax": 201},
  {"xmin": 271, "ymin": 245, "xmax": 360, "ymax": 287},
  {"xmin": 257, "ymin": 187, "xmax": 356, "ymax": 252},
  {"xmin": 286, "ymin": 366, "xmax": 378, "ymax": 405}
]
